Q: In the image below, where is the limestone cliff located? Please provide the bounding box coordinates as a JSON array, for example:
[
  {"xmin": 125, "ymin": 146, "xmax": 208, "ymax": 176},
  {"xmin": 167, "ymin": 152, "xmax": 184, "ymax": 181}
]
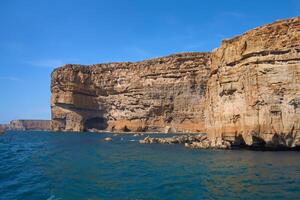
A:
[
  {"xmin": 51, "ymin": 53, "xmax": 211, "ymax": 132},
  {"xmin": 0, "ymin": 124, "xmax": 9, "ymax": 133},
  {"xmin": 51, "ymin": 17, "xmax": 300, "ymax": 148},
  {"xmin": 9, "ymin": 120, "xmax": 51, "ymax": 131},
  {"xmin": 205, "ymin": 17, "xmax": 300, "ymax": 148}
]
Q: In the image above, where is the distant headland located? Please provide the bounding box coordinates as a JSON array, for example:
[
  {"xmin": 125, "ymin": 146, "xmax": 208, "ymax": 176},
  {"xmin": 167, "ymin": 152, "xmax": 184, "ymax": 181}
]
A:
[{"xmin": 0, "ymin": 120, "xmax": 50, "ymax": 132}]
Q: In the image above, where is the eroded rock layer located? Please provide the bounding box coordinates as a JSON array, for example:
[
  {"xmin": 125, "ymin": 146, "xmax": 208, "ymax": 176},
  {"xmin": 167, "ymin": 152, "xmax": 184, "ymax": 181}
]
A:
[
  {"xmin": 51, "ymin": 17, "xmax": 300, "ymax": 148},
  {"xmin": 9, "ymin": 120, "xmax": 51, "ymax": 131},
  {"xmin": 51, "ymin": 53, "xmax": 211, "ymax": 132},
  {"xmin": 205, "ymin": 17, "xmax": 300, "ymax": 148},
  {"xmin": 0, "ymin": 124, "xmax": 9, "ymax": 133}
]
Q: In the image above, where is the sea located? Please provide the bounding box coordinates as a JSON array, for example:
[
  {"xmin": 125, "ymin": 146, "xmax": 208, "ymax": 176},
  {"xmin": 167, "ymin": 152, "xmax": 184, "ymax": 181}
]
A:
[{"xmin": 0, "ymin": 131, "xmax": 299, "ymax": 200}]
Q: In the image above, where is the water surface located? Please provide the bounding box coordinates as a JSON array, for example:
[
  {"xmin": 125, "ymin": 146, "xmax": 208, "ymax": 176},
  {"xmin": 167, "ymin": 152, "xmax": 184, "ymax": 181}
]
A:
[{"xmin": 0, "ymin": 131, "xmax": 299, "ymax": 199}]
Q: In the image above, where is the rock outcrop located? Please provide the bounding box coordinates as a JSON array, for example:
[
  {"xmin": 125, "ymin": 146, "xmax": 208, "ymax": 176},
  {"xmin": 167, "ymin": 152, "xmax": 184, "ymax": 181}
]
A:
[
  {"xmin": 139, "ymin": 134, "xmax": 231, "ymax": 149},
  {"xmin": 184, "ymin": 137, "xmax": 231, "ymax": 149},
  {"xmin": 0, "ymin": 124, "xmax": 9, "ymax": 133},
  {"xmin": 205, "ymin": 17, "xmax": 300, "ymax": 148},
  {"xmin": 51, "ymin": 17, "xmax": 300, "ymax": 149},
  {"xmin": 9, "ymin": 120, "xmax": 51, "ymax": 131},
  {"xmin": 51, "ymin": 53, "xmax": 211, "ymax": 133},
  {"xmin": 139, "ymin": 135, "xmax": 206, "ymax": 144}
]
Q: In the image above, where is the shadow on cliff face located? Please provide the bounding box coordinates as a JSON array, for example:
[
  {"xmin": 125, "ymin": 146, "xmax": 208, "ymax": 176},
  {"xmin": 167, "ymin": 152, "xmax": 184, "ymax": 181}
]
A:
[
  {"xmin": 229, "ymin": 134, "xmax": 300, "ymax": 151},
  {"xmin": 83, "ymin": 117, "xmax": 108, "ymax": 131}
]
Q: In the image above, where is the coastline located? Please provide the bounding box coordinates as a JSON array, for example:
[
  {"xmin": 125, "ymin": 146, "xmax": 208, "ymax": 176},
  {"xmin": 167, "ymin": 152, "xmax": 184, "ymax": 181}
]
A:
[
  {"xmin": 3, "ymin": 130, "xmax": 300, "ymax": 151},
  {"xmin": 50, "ymin": 17, "xmax": 300, "ymax": 151}
]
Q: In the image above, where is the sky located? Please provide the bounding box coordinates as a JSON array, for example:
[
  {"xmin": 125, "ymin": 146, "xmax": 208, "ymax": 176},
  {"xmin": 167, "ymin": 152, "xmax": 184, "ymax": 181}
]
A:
[{"xmin": 0, "ymin": 0, "xmax": 299, "ymax": 124}]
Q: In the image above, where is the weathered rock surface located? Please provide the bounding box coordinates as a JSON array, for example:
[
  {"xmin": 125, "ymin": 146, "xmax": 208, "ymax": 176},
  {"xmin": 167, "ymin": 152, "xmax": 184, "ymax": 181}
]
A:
[
  {"xmin": 0, "ymin": 124, "xmax": 9, "ymax": 133},
  {"xmin": 205, "ymin": 17, "xmax": 300, "ymax": 148},
  {"xmin": 9, "ymin": 120, "xmax": 51, "ymax": 131},
  {"xmin": 51, "ymin": 17, "xmax": 300, "ymax": 149},
  {"xmin": 139, "ymin": 134, "xmax": 207, "ymax": 144},
  {"xmin": 51, "ymin": 53, "xmax": 210, "ymax": 133},
  {"xmin": 139, "ymin": 134, "xmax": 230, "ymax": 149},
  {"xmin": 184, "ymin": 137, "xmax": 231, "ymax": 149}
]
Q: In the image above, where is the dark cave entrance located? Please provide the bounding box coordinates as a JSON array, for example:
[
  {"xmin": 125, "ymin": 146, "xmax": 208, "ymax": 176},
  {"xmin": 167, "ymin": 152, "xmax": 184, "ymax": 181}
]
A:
[{"xmin": 84, "ymin": 117, "xmax": 108, "ymax": 131}]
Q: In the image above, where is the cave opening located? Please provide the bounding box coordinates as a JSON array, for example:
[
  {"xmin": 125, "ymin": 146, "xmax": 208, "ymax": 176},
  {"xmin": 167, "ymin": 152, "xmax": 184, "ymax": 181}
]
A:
[{"xmin": 84, "ymin": 117, "xmax": 108, "ymax": 131}]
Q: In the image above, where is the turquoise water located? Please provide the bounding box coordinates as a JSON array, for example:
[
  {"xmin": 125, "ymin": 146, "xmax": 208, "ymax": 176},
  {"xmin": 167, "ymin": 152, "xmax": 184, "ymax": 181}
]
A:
[{"xmin": 0, "ymin": 131, "xmax": 299, "ymax": 200}]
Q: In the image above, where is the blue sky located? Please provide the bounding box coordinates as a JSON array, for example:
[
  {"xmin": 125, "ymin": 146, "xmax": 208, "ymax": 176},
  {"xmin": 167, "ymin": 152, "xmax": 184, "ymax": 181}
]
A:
[{"xmin": 0, "ymin": 0, "xmax": 299, "ymax": 123}]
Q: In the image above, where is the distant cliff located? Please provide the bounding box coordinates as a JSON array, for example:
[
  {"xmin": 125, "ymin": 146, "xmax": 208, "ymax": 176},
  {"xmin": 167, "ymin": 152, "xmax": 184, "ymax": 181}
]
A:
[
  {"xmin": 0, "ymin": 124, "xmax": 9, "ymax": 133},
  {"xmin": 9, "ymin": 120, "xmax": 51, "ymax": 131},
  {"xmin": 51, "ymin": 17, "xmax": 300, "ymax": 149}
]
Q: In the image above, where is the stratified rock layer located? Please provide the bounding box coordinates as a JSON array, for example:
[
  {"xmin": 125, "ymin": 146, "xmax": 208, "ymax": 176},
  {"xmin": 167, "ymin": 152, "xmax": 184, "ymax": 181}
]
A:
[
  {"xmin": 0, "ymin": 124, "xmax": 9, "ymax": 132},
  {"xmin": 51, "ymin": 17, "xmax": 300, "ymax": 149},
  {"xmin": 205, "ymin": 17, "xmax": 300, "ymax": 148},
  {"xmin": 9, "ymin": 120, "xmax": 51, "ymax": 131},
  {"xmin": 51, "ymin": 53, "xmax": 211, "ymax": 132}
]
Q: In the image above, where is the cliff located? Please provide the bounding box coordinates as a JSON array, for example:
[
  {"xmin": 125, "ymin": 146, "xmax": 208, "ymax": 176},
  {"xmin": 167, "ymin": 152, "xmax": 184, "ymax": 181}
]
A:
[
  {"xmin": 9, "ymin": 120, "xmax": 51, "ymax": 131},
  {"xmin": 0, "ymin": 124, "xmax": 9, "ymax": 133},
  {"xmin": 51, "ymin": 53, "xmax": 211, "ymax": 132},
  {"xmin": 205, "ymin": 17, "xmax": 300, "ymax": 148},
  {"xmin": 51, "ymin": 17, "xmax": 300, "ymax": 149}
]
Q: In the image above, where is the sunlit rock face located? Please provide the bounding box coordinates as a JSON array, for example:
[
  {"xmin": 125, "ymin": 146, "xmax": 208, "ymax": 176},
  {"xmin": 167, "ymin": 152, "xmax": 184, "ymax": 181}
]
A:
[
  {"xmin": 51, "ymin": 17, "xmax": 300, "ymax": 149},
  {"xmin": 205, "ymin": 17, "xmax": 300, "ymax": 148},
  {"xmin": 9, "ymin": 120, "xmax": 51, "ymax": 131},
  {"xmin": 51, "ymin": 53, "xmax": 211, "ymax": 133}
]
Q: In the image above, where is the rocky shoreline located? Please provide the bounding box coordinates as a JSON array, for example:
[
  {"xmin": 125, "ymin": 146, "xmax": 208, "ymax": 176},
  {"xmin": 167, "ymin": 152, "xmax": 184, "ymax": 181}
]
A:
[
  {"xmin": 139, "ymin": 134, "xmax": 300, "ymax": 150},
  {"xmin": 139, "ymin": 135, "xmax": 231, "ymax": 149}
]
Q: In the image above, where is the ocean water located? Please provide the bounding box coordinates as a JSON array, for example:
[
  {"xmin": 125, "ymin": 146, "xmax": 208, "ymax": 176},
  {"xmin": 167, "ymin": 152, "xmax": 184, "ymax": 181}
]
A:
[{"xmin": 0, "ymin": 131, "xmax": 299, "ymax": 200}]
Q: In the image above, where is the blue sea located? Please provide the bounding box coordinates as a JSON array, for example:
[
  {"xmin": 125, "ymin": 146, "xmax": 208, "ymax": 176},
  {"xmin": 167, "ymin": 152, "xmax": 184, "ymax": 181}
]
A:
[{"xmin": 0, "ymin": 131, "xmax": 299, "ymax": 200}]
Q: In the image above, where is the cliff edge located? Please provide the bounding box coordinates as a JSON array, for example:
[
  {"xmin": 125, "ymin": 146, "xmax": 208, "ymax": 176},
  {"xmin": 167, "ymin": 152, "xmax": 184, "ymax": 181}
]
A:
[
  {"xmin": 51, "ymin": 17, "xmax": 300, "ymax": 149},
  {"xmin": 205, "ymin": 17, "xmax": 300, "ymax": 148},
  {"xmin": 51, "ymin": 53, "xmax": 211, "ymax": 133},
  {"xmin": 9, "ymin": 120, "xmax": 51, "ymax": 131}
]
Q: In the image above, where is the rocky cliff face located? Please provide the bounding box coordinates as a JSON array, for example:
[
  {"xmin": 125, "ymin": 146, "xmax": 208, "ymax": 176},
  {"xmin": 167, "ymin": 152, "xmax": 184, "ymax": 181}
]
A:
[
  {"xmin": 9, "ymin": 120, "xmax": 51, "ymax": 131},
  {"xmin": 0, "ymin": 124, "xmax": 9, "ymax": 133},
  {"xmin": 51, "ymin": 53, "xmax": 211, "ymax": 132},
  {"xmin": 205, "ymin": 17, "xmax": 300, "ymax": 148},
  {"xmin": 51, "ymin": 17, "xmax": 300, "ymax": 149}
]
